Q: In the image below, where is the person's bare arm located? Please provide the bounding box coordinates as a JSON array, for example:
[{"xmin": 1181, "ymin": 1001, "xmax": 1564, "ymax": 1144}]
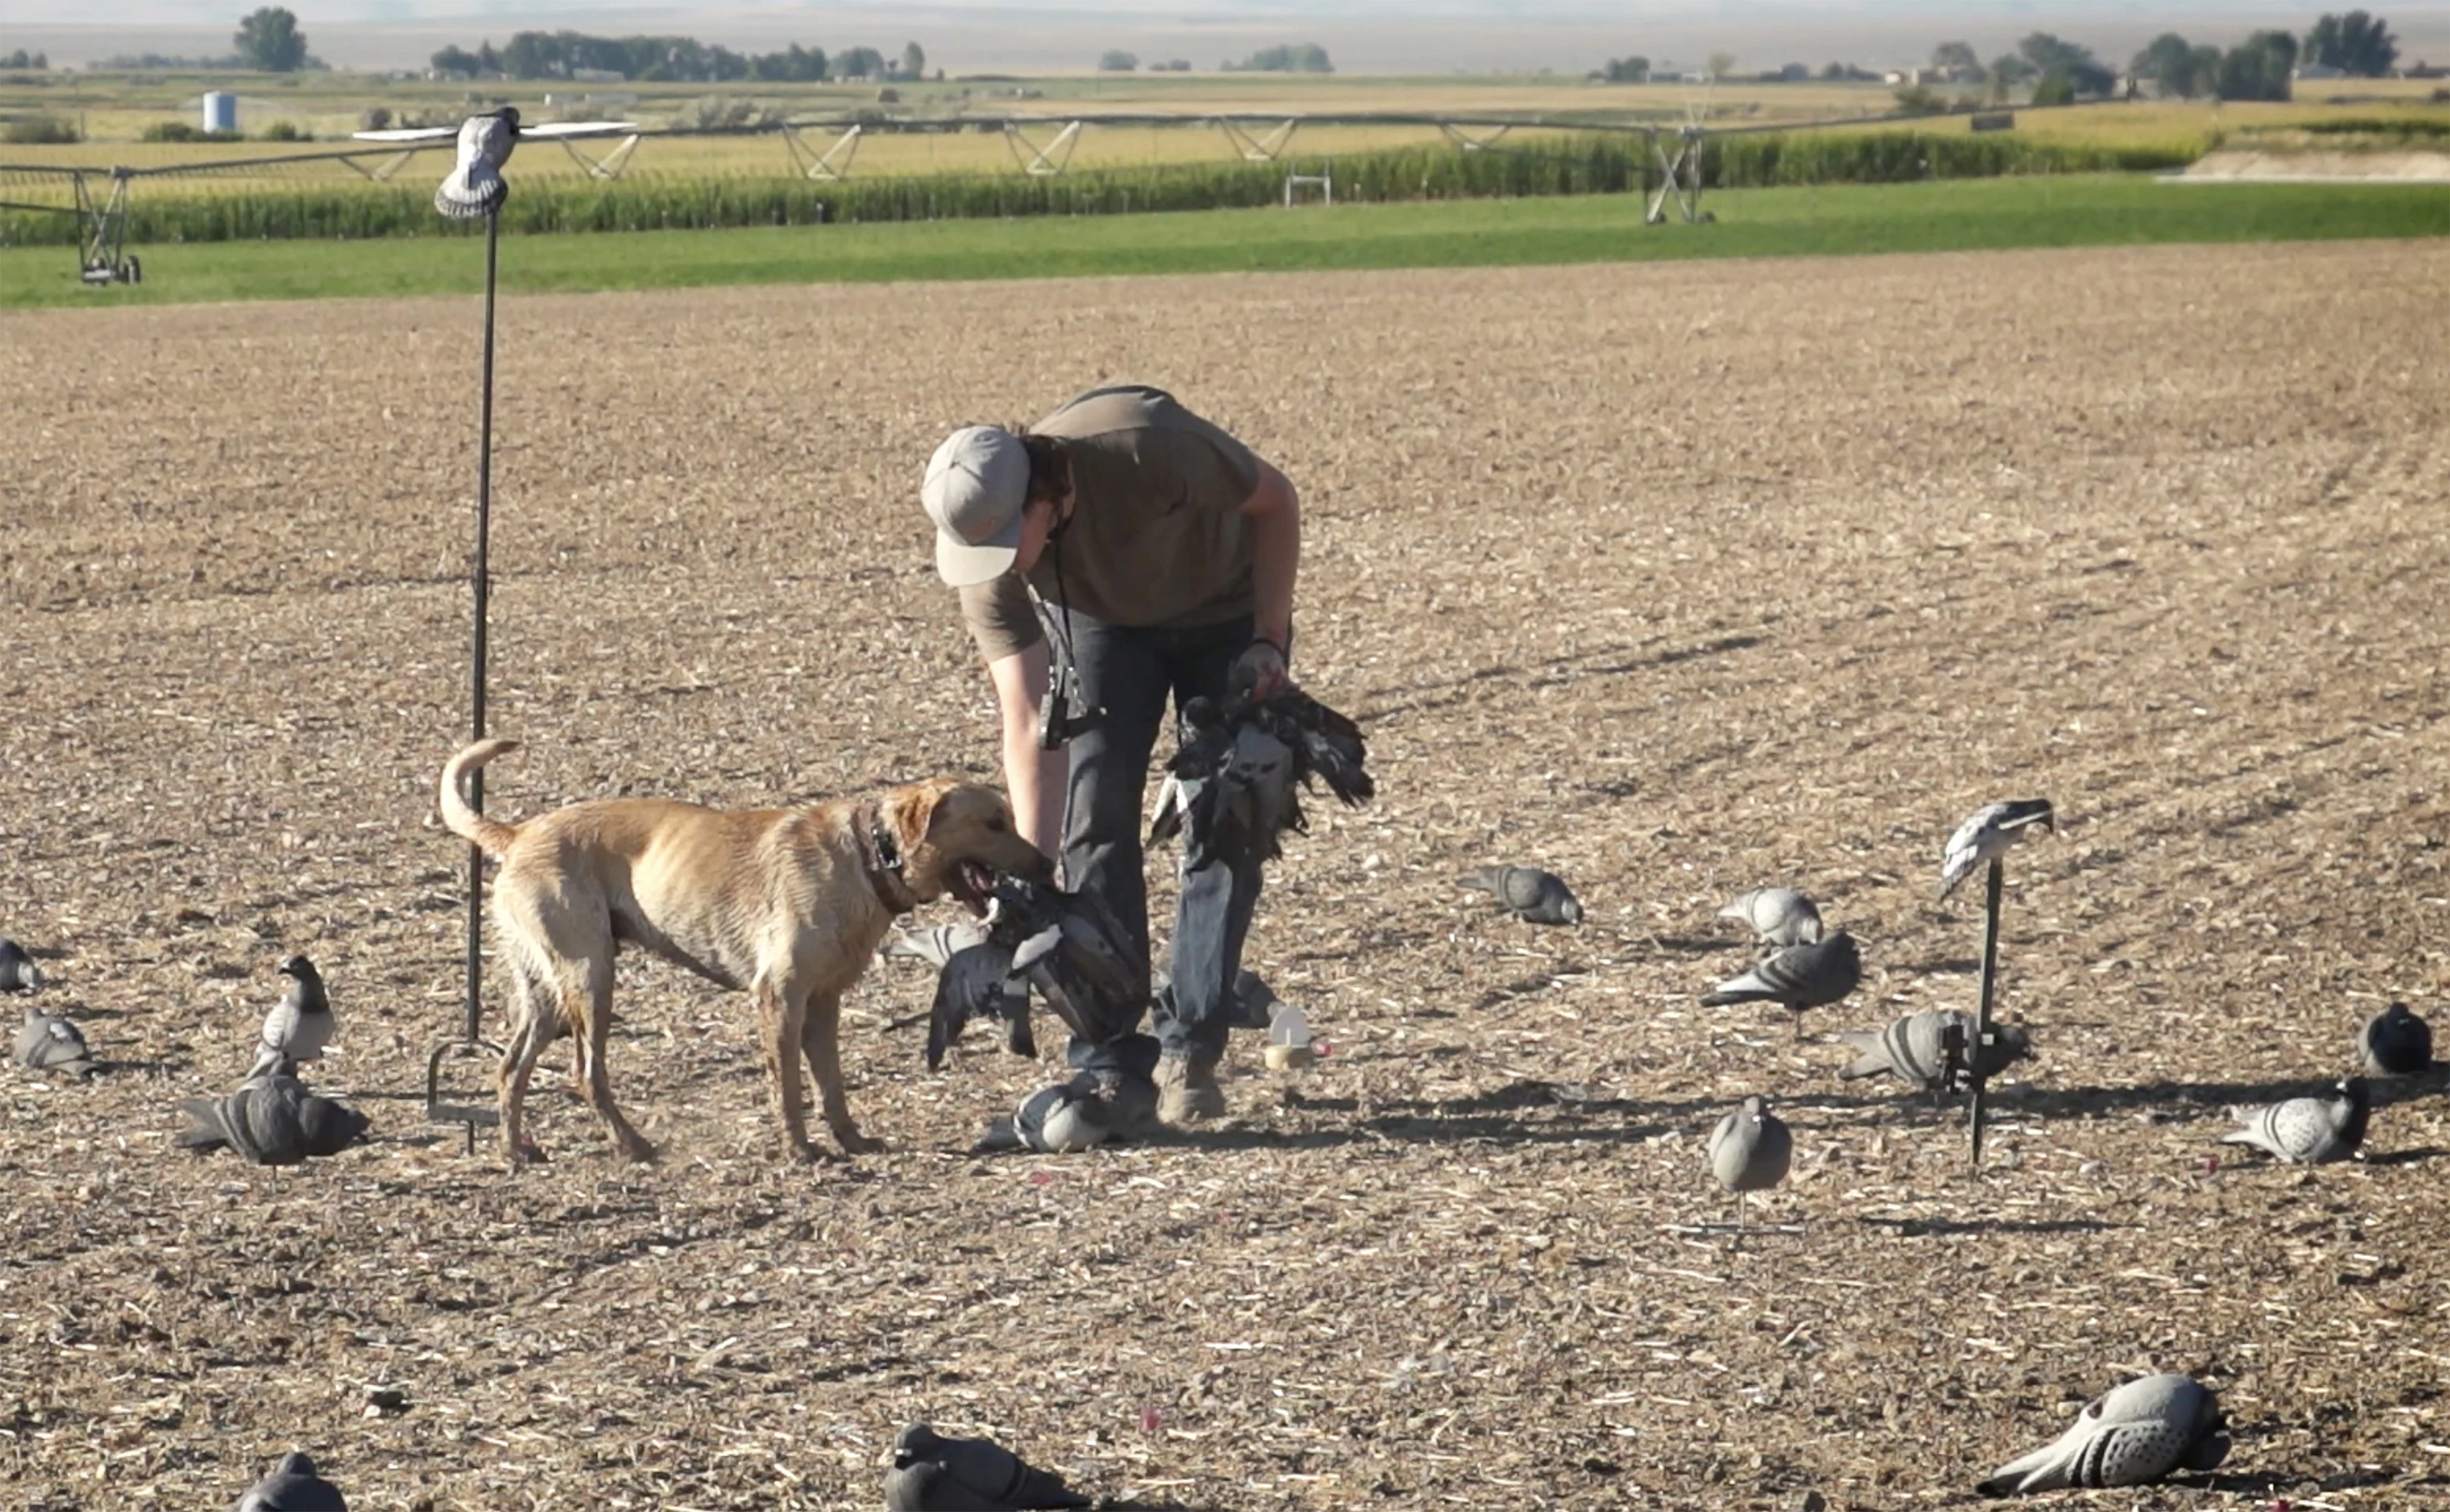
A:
[
  {"xmin": 987, "ymin": 642, "xmax": 1068, "ymax": 859},
  {"xmin": 1235, "ymin": 458, "xmax": 1301, "ymax": 697}
]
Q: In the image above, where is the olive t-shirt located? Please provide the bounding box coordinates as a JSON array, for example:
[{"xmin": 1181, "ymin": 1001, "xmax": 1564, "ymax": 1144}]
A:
[{"xmin": 956, "ymin": 385, "xmax": 1262, "ymax": 663}]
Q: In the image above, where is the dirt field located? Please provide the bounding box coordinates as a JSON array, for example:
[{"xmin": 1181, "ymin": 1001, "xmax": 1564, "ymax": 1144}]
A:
[{"xmin": 5, "ymin": 237, "xmax": 2450, "ymax": 1510}]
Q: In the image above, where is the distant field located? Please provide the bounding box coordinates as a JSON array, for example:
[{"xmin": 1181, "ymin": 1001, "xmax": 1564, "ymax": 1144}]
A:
[{"xmin": 5, "ymin": 174, "xmax": 2447, "ymax": 310}]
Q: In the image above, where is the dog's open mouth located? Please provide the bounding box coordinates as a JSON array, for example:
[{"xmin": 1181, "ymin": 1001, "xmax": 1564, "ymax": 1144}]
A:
[{"xmin": 951, "ymin": 860, "xmax": 996, "ymax": 917}]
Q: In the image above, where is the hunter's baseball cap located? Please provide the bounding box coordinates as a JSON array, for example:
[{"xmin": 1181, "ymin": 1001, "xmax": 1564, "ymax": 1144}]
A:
[{"xmin": 921, "ymin": 425, "xmax": 1030, "ymax": 587}]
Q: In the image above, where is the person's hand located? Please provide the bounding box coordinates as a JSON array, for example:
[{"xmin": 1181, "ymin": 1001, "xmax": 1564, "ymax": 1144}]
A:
[{"xmin": 1230, "ymin": 637, "xmax": 1290, "ymax": 704}]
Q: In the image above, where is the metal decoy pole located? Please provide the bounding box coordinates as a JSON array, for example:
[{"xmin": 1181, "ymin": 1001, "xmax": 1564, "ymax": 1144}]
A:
[
  {"xmin": 464, "ymin": 208, "xmax": 497, "ymax": 1047},
  {"xmin": 1969, "ymin": 855, "xmax": 2004, "ymax": 1166}
]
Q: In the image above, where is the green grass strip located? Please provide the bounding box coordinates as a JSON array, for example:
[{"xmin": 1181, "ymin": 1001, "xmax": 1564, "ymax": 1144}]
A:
[{"xmin": 3, "ymin": 174, "xmax": 2445, "ymax": 310}]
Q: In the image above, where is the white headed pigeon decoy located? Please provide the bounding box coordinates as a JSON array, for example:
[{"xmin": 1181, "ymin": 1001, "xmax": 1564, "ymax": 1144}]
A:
[
  {"xmin": 882, "ymin": 1422, "xmax": 1091, "ymax": 1511},
  {"xmin": 0, "ymin": 934, "xmax": 41, "ymax": 993},
  {"xmin": 350, "ymin": 108, "xmax": 640, "ymax": 222},
  {"xmin": 1717, "ymin": 887, "xmax": 1824, "ymax": 947},
  {"xmin": 2360, "ymin": 1000, "xmax": 2432, "ymax": 1078},
  {"xmin": 1706, "ymin": 1094, "xmax": 1792, "ymax": 1232},
  {"xmin": 1460, "ymin": 865, "xmax": 1583, "ymax": 925},
  {"xmin": 231, "ymin": 1450, "xmax": 349, "ymax": 1511},
  {"xmin": 1701, "ymin": 930, "xmax": 1862, "ymax": 1036},
  {"xmin": 16, "ymin": 1004, "xmax": 98, "ymax": 1079},
  {"xmin": 1939, "ymin": 798, "xmax": 2056, "ymax": 900},
  {"xmin": 2221, "ymin": 1077, "xmax": 2370, "ymax": 1164},
  {"xmin": 1976, "ymin": 1373, "xmax": 2229, "ymax": 1495},
  {"xmin": 248, "ymin": 955, "xmax": 332, "ymax": 1082}
]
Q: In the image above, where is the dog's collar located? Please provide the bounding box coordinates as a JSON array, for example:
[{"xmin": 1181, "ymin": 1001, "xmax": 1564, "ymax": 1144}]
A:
[{"xmin": 853, "ymin": 799, "xmax": 919, "ymax": 915}]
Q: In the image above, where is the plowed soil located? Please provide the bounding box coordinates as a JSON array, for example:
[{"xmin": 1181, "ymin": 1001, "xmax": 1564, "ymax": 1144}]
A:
[{"xmin": 5, "ymin": 238, "xmax": 2450, "ymax": 1511}]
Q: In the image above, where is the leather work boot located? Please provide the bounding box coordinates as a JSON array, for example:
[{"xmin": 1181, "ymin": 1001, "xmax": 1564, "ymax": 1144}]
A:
[{"xmin": 1156, "ymin": 1051, "xmax": 1226, "ymax": 1125}]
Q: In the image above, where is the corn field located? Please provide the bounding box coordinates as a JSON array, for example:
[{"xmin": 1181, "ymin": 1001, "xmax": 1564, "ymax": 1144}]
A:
[{"xmin": 0, "ymin": 131, "xmax": 2200, "ymax": 247}]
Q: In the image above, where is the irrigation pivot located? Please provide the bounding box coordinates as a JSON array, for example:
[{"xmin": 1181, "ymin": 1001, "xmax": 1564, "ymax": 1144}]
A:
[{"xmin": 1940, "ymin": 798, "xmax": 2056, "ymax": 1166}]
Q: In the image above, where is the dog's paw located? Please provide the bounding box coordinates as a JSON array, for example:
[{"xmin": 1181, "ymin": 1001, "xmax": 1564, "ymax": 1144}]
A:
[
  {"xmin": 507, "ymin": 1138, "xmax": 549, "ymax": 1169},
  {"xmin": 836, "ymin": 1130, "xmax": 887, "ymax": 1157}
]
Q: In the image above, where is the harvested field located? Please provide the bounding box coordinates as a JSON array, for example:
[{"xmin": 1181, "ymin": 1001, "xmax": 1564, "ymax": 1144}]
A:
[{"xmin": 4, "ymin": 238, "xmax": 2450, "ymax": 1510}]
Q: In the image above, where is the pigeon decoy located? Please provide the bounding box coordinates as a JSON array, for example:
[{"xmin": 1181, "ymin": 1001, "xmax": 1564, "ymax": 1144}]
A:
[
  {"xmin": 248, "ymin": 955, "xmax": 332, "ymax": 1082},
  {"xmin": 350, "ymin": 110, "xmax": 640, "ymax": 223},
  {"xmin": 883, "ymin": 1422, "xmax": 1090, "ymax": 1511},
  {"xmin": 1976, "ymin": 1373, "xmax": 2229, "ymax": 1495},
  {"xmin": 1459, "ymin": 866, "xmax": 1583, "ymax": 925},
  {"xmin": 977, "ymin": 1077, "xmax": 1115, "ymax": 1155},
  {"xmin": 1717, "ymin": 887, "xmax": 1825, "ymax": 947},
  {"xmin": 1706, "ymin": 1095, "xmax": 1792, "ymax": 1232},
  {"xmin": 2360, "ymin": 1000, "xmax": 2432, "ymax": 1078},
  {"xmin": 176, "ymin": 1074, "xmax": 370, "ymax": 1166},
  {"xmin": 1701, "ymin": 930, "xmax": 1862, "ymax": 1036},
  {"xmin": 2221, "ymin": 1077, "xmax": 2370, "ymax": 1164},
  {"xmin": 0, "ymin": 935, "xmax": 40, "ymax": 993},
  {"xmin": 1939, "ymin": 798, "xmax": 2056, "ymax": 900},
  {"xmin": 16, "ymin": 1004, "xmax": 98, "ymax": 1079},
  {"xmin": 1835, "ymin": 1009, "xmax": 2031, "ymax": 1094},
  {"xmin": 232, "ymin": 1450, "xmax": 350, "ymax": 1511}
]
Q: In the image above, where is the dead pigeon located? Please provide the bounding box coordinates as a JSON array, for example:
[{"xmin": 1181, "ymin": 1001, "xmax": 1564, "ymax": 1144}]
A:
[
  {"xmin": 1835, "ymin": 1009, "xmax": 2031, "ymax": 1092},
  {"xmin": 1717, "ymin": 887, "xmax": 1825, "ymax": 947},
  {"xmin": 15, "ymin": 1004, "xmax": 98, "ymax": 1079},
  {"xmin": 233, "ymin": 1451, "xmax": 349, "ymax": 1511},
  {"xmin": 176, "ymin": 1074, "xmax": 370, "ymax": 1166},
  {"xmin": 1939, "ymin": 798, "xmax": 2056, "ymax": 900},
  {"xmin": 1707, "ymin": 1095, "xmax": 1792, "ymax": 1231},
  {"xmin": 996, "ymin": 878, "xmax": 1147, "ymax": 1047},
  {"xmin": 0, "ymin": 935, "xmax": 41, "ymax": 993},
  {"xmin": 2221, "ymin": 1077, "xmax": 2370, "ymax": 1164},
  {"xmin": 1976, "ymin": 1373, "xmax": 2229, "ymax": 1495},
  {"xmin": 891, "ymin": 920, "xmax": 1035, "ymax": 1069},
  {"xmin": 2360, "ymin": 1000, "xmax": 2432, "ymax": 1078},
  {"xmin": 436, "ymin": 107, "xmax": 519, "ymax": 219},
  {"xmin": 1701, "ymin": 930, "xmax": 1862, "ymax": 1035},
  {"xmin": 1460, "ymin": 866, "xmax": 1583, "ymax": 925},
  {"xmin": 1150, "ymin": 685, "xmax": 1373, "ymax": 859},
  {"xmin": 248, "ymin": 955, "xmax": 333, "ymax": 1081},
  {"xmin": 883, "ymin": 1422, "xmax": 1091, "ymax": 1511}
]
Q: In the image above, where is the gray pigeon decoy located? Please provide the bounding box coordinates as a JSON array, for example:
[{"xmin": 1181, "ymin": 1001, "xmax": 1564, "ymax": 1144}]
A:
[
  {"xmin": 16, "ymin": 1004, "xmax": 99, "ymax": 1079},
  {"xmin": 2221, "ymin": 1077, "xmax": 2370, "ymax": 1164},
  {"xmin": 1706, "ymin": 1095, "xmax": 1792, "ymax": 1232},
  {"xmin": 1939, "ymin": 798, "xmax": 2056, "ymax": 900},
  {"xmin": 883, "ymin": 1422, "xmax": 1091, "ymax": 1511},
  {"xmin": 1700, "ymin": 930, "xmax": 1861, "ymax": 1036},
  {"xmin": 990, "ymin": 1077, "xmax": 1115, "ymax": 1154},
  {"xmin": 2360, "ymin": 1000, "xmax": 2432, "ymax": 1078},
  {"xmin": 0, "ymin": 935, "xmax": 41, "ymax": 993},
  {"xmin": 436, "ymin": 106, "xmax": 519, "ymax": 220},
  {"xmin": 1976, "ymin": 1373, "xmax": 2229, "ymax": 1495},
  {"xmin": 176, "ymin": 1074, "xmax": 370, "ymax": 1166},
  {"xmin": 1835, "ymin": 1009, "xmax": 2031, "ymax": 1093},
  {"xmin": 1717, "ymin": 887, "xmax": 1825, "ymax": 947},
  {"xmin": 248, "ymin": 955, "xmax": 332, "ymax": 1082},
  {"xmin": 233, "ymin": 1451, "xmax": 349, "ymax": 1511},
  {"xmin": 1459, "ymin": 866, "xmax": 1583, "ymax": 925}
]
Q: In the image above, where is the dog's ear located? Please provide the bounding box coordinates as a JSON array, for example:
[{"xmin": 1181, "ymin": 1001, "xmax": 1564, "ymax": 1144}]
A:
[{"xmin": 883, "ymin": 778, "xmax": 961, "ymax": 850}]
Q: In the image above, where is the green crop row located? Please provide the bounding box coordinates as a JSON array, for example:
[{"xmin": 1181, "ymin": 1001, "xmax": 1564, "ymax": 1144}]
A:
[{"xmin": 0, "ymin": 131, "xmax": 2201, "ymax": 247}]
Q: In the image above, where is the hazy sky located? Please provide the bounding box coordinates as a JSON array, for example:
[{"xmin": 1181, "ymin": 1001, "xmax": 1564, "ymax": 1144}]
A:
[{"xmin": 7, "ymin": 1, "xmax": 2447, "ymax": 73}]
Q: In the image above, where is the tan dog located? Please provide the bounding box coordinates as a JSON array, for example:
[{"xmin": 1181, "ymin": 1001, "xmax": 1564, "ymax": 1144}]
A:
[{"xmin": 437, "ymin": 738, "xmax": 1051, "ymax": 1166}]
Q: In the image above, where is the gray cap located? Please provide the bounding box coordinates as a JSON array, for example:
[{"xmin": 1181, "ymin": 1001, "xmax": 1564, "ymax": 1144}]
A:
[{"xmin": 921, "ymin": 425, "xmax": 1030, "ymax": 587}]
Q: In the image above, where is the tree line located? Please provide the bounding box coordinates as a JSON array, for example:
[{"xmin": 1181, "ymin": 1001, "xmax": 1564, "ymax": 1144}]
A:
[{"xmin": 430, "ymin": 32, "xmax": 927, "ymax": 84}]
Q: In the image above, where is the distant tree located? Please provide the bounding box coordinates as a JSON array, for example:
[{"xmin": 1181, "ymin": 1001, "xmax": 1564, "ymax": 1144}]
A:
[
  {"xmin": 1099, "ymin": 50, "xmax": 1139, "ymax": 71},
  {"xmin": 835, "ymin": 45, "xmax": 887, "ymax": 78},
  {"xmin": 1893, "ymin": 82, "xmax": 1946, "ymax": 113},
  {"xmin": 1160, "ymin": 59, "xmax": 1192, "ymax": 71},
  {"xmin": 2306, "ymin": 10, "xmax": 2398, "ymax": 75},
  {"xmin": 900, "ymin": 41, "xmax": 926, "ymax": 79},
  {"xmin": 2030, "ymin": 69, "xmax": 2076, "ymax": 105},
  {"xmin": 2217, "ymin": 29, "xmax": 2296, "ymax": 99},
  {"xmin": 430, "ymin": 43, "xmax": 480, "ymax": 78},
  {"xmin": 1227, "ymin": 43, "xmax": 1333, "ymax": 72},
  {"xmin": 1595, "ymin": 54, "xmax": 1650, "ymax": 82},
  {"xmin": 1931, "ymin": 40, "xmax": 1980, "ymax": 74},
  {"xmin": 2187, "ymin": 43, "xmax": 2224, "ymax": 92},
  {"xmin": 2016, "ymin": 33, "xmax": 2114, "ymax": 95},
  {"xmin": 233, "ymin": 6, "xmax": 309, "ymax": 72},
  {"xmin": 359, "ymin": 106, "xmax": 391, "ymax": 130},
  {"xmin": 2131, "ymin": 33, "xmax": 2191, "ymax": 88},
  {"xmin": 1707, "ymin": 50, "xmax": 1737, "ymax": 79}
]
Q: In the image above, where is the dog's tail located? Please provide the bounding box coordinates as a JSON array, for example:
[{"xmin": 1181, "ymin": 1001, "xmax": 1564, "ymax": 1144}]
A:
[{"xmin": 438, "ymin": 738, "xmax": 523, "ymax": 856}]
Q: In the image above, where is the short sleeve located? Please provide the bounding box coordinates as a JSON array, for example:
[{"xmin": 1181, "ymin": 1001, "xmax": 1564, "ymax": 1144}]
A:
[{"xmin": 958, "ymin": 574, "xmax": 1045, "ymax": 663}]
